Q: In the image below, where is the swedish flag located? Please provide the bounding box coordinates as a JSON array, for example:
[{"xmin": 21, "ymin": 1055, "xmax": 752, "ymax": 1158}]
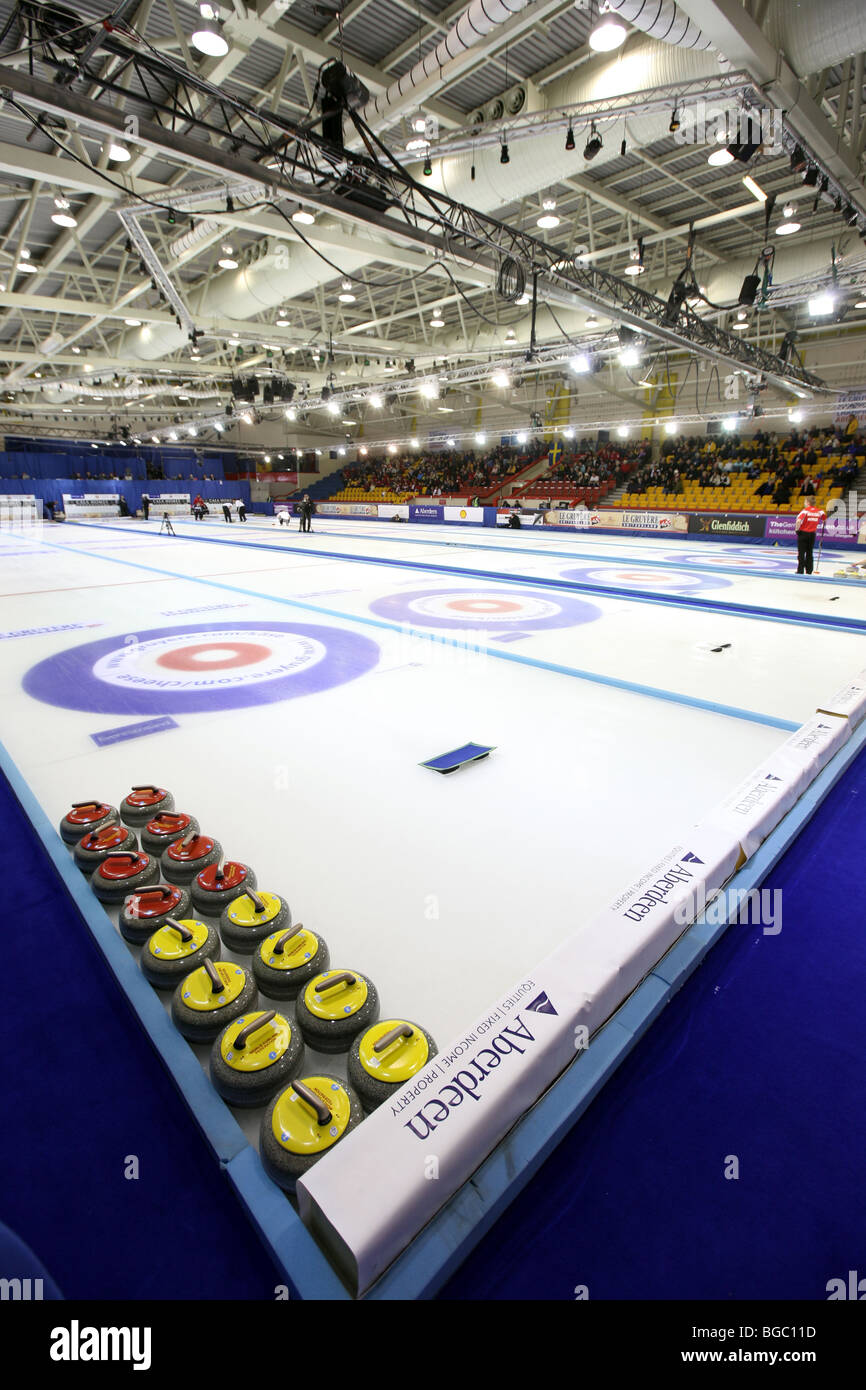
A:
[{"xmin": 548, "ymin": 441, "xmax": 563, "ymax": 468}]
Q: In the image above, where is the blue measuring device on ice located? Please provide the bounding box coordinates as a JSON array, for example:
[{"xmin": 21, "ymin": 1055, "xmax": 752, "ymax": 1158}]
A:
[{"xmin": 421, "ymin": 742, "xmax": 495, "ymax": 774}]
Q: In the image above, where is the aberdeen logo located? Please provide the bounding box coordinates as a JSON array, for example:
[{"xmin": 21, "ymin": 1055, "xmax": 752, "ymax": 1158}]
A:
[
  {"xmin": 681, "ymin": 851, "xmax": 704, "ymax": 864},
  {"xmin": 526, "ymin": 991, "xmax": 557, "ymax": 1016}
]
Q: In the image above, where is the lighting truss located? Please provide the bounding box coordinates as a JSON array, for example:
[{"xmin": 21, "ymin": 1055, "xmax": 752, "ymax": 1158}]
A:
[{"xmin": 0, "ymin": 22, "xmax": 829, "ymax": 400}]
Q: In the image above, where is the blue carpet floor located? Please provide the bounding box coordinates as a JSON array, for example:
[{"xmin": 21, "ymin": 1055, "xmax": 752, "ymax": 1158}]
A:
[{"xmin": 2, "ymin": 747, "xmax": 864, "ymax": 1299}]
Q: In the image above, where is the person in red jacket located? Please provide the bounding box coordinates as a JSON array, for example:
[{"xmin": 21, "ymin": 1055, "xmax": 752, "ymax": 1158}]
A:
[{"xmin": 794, "ymin": 500, "xmax": 827, "ymax": 574}]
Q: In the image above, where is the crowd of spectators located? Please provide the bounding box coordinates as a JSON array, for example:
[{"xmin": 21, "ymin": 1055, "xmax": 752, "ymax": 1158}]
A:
[
  {"xmin": 543, "ymin": 438, "xmax": 650, "ymax": 488},
  {"xmin": 339, "ymin": 442, "xmax": 536, "ymax": 497},
  {"xmin": 624, "ymin": 428, "xmax": 863, "ymax": 501}
]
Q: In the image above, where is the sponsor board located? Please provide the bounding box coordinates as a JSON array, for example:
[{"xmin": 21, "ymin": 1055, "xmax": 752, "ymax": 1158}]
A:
[
  {"xmin": 688, "ymin": 512, "xmax": 766, "ymax": 538},
  {"xmin": 149, "ymin": 493, "xmax": 191, "ymax": 516},
  {"xmin": 62, "ymin": 493, "xmax": 121, "ymax": 519},
  {"xmin": 298, "ymin": 821, "xmax": 740, "ymax": 1295},
  {"xmin": 764, "ymin": 514, "xmax": 860, "ymax": 541},
  {"xmin": 543, "ymin": 508, "xmax": 603, "ymax": 528},
  {"xmin": 409, "ymin": 504, "xmax": 443, "ymax": 521},
  {"xmin": 376, "ymin": 505, "xmax": 410, "ymax": 520},
  {"xmin": 611, "ymin": 510, "xmax": 688, "ymax": 533},
  {"xmin": 316, "ymin": 501, "xmax": 378, "ymax": 517},
  {"xmin": 817, "ymin": 670, "xmax": 866, "ymax": 728},
  {"xmin": 443, "ymin": 505, "xmax": 485, "ymax": 524}
]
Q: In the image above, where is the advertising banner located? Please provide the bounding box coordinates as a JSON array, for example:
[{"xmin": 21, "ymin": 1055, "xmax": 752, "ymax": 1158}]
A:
[
  {"xmin": 543, "ymin": 508, "xmax": 603, "ymax": 528},
  {"xmin": 62, "ymin": 493, "xmax": 121, "ymax": 519},
  {"xmin": 316, "ymin": 502, "xmax": 377, "ymax": 517},
  {"xmin": 764, "ymin": 513, "xmax": 861, "ymax": 541},
  {"xmin": 376, "ymin": 505, "xmax": 410, "ymax": 520},
  {"xmin": 443, "ymin": 505, "xmax": 485, "ymax": 524},
  {"xmin": 149, "ymin": 493, "xmax": 190, "ymax": 516},
  {"xmin": 409, "ymin": 504, "xmax": 443, "ymax": 522},
  {"xmin": 688, "ymin": 512, "xmax": 765, "ymax": 538}
]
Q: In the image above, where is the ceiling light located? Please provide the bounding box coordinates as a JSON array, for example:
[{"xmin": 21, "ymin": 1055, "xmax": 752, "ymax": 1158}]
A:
[
  {"xmin": 742, "ymin": 175, "xmax": 767, "ymax": 202},
  {"xmin": 71, "ymin": 346, "xmax": 80, "ymax": 353},
  {"xmin": 589, "ymin": 15, "xmax": 626, "ymax": 51},
  {"xmin": 387, "ymin": 443, "xmax": 397, "ymax": 455},
  {"xmin": 623, "ymin": 261, "xmax": 644, "ymax": 276},
  {"xmin": 505, "ymin": 328, "xmax": 517, "ymax": 341},
  {"xmin": 516, "ymin": 292, "xmax": 530, "ymax": 306},
  {"xmin": 240, "ymin": 411, "xmax": 253, "ymax": 424},
  {"xmin": 214, "ymin": 421, "xmax": 224, "ymax": 432},
  {"xmin": 191, "ymin": 4, "xmax": 229, "ymax": 58},
  {"xmin": 619, "ymin": 345, "xmax": 641, "ymax": 367},
  {"xmin": 430, "ymin": 314, "xmax": 444, "ymax": 327},
  {"xmin": 338, "ymin": 447, "xmax": 346, "ymax": 456},
  {"xmin": 406, "ymin": 138, "xmax": 427, "ymax": 152},
  {"xmin": 775, "ymin": 219, "xmax": 800, "ymax": 235},
  {"xmin": 446, "ymin": 437, "xmax": 456, "ymax": 446},
  {"xmin": 338, "ymin": 291, "xmax": 356, "ymax": 303},
  {"xmin": 563, "ymin": 426, "xmax": 574, "ymax": 440},
  {"xmin": 369, "ymin": 392, "xmax": 383, "ymax": 408},
  {"xmin": 569, "ymin": 353, "xmax": 590, "ymax": 373},
  {"xmin": 218, "ymin": 255, "xmax": 238, "ymax": 269},
  {"xmin": 664, "ymin": 420, "xmax": 678, "ymax": 435},
  {"xmin": 788, "ymin": 409, "xmax": 804, "ymax": 423},
  {"xmin": 410, "ymin": 437, "xmax": 419, "ymax": 447},
  {"xmin": 359, "ymin": 445, "xmax": 368, "ymax": 456},
  {"xmin": 292, "ymin": 208, "xmax": 315, "ymax": 226},
  {"xmin": 708, "ymin": 146, "xmax": 735, "ymax": 167},
  {"xmin": 475, "ymin": 431, "xmax": 486, "ymax": 445},
  {"xmin": 722, "ymin": 416, "xmax": 738, "ymax": 431},
  {"xmin": 584, "ymin": 123, "xmax": 603, "ymax": 160},
  {"xmin": 264, "ymin": 454, "xmax": 271, "ymax": 463},
  {"xmin": 187, "ymin": 426, "xmax": 197, "ymax": 436},
  {"xmin": 412, "ymin": 117, "xmax": 426, "ymax": 134},
  {"xmin": 419, "ymin": 380, "xmax": 439, "ymax": 400},
  {"xmin": 732, "ymin": 319, "xmax": 749, "ymax": 330},
  {"xmin": 107, "ymin": 140, "xmax": 131, "ymax": 162},
  {"xmin": 854, "ymin": 300, "xmax": 866, "ymax": 309},
  {"xmin": 168, "ymin": 430, "xmax": 178, "ymax": 441},
  {"xmin": 585, "ymin": 312, "xmax": 599, "ymax": 329},
  {"xmin": 491, "ymin": 369, "xmax": 509, "ymax": 388},
  {"xmin": 807, "ymin": 291, "xmax": 835, "ymax": 316},
  {"xmin": 516, "ymin": 431, "xmax": 527, "ymax": 444},
  {"xmin": 51, "ymin": 206, "xmax": 78, "ymax": 228},
  {"xmin": 616, "ymin": 425, "xmax": 630, "ymax": 438},
  {"xmin": 124, "ymin": 317, "xmax": 142, "ymax": 327},
  {"xmin": 151, "ymin": 435, "xmax": 160, "ymax": 443},
  {"xmin": 84, "ymin": 363, "xmax": 92, "ymax": 372},
  {"xmin": 285, "ymin": 407, "xmax": 296, "ymax": 420},
  {"xmin": 17, "ymin": 260, "xmax": 37, "ymax": 274},
  {"xmin": 326, "ymin": 400, "xmax": 341, "ymax": 415},
  {"xmin": 537, "ymin": 212, "xmax": 560, "ymax": 229}
]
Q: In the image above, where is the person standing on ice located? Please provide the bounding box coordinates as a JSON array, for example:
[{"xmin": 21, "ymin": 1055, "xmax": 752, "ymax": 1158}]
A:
[
  {"xmin": 299, "ymin": 494, "xmax": 314, "ymax": 533},
  {"xmin": 795, "ymin": 500, "xmax": 827, "ymax": 575}
]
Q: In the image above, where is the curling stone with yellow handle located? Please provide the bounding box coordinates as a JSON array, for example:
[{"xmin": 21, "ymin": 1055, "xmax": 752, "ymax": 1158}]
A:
[
  {"xmin": 73, "ymin": 822, "xmax": 138, "ymax": 875},
  {"xmin": 119, "ymin": 785, "xmax": 174, "ymax": 828},
  {"xmin": 260, "ymin": 1076, "xmax": 364, "ymax": 1191},
  {"xmin": 219, "ymin": 888, "xmax": 290, "ymax": 954},
  {"xmin": 210, "ymin": 1009, "xmax": 305, "ymax": 1107},
  {"xmin": 252, "ymin": 924, "xmax": 329, "ymax": 1001},
  {"xmin": 348, "ymin": 1019, "xmax": 438, "ymax": 1113},
  {"xmin": 171, "ymin": 958, "xmax": 258, "ymax": 1043},
  {"xmin": 141, "ymin": 917, "xmax": 219, "ymax": 990},
  {"xmin": 92, "ymin": 850, "xmax": 159, "ymax": 905},
  {"xmin": 160, "ymin": 832, "xmax": 222, "ymax": 885},
  {"xmin": 294, "ymin": 968, "xmax": 379, "ymax": 1054},
  {"xmin": 191, "ymin": 860, "xmax": 257, "ymax": 917},
  {"xmin": 140, "ymin": 811, "xmax": 200, "ymax": 856},
  {"xmin": 120, "ymin": 883, "xmax": 192, "ymax": 943},
  {"xmin": 59, "ymin": 800, "xmax": 119, "ymax": 846}
]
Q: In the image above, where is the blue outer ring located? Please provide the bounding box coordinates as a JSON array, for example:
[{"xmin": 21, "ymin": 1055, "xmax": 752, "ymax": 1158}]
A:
[
  {"xmin": 560, "ymin": 564, "xmax": 731, "ymax": 594},
  {"xmin": 369, "ymin": 586, "xmax": 601, "ymax": 631},
  {"xmin": 663, "ymin": 547, "xmax": 791, "ymax": 572},
  {"xmin": 23, "ymin": 621, "xmax": 379, "ymax": 714}
]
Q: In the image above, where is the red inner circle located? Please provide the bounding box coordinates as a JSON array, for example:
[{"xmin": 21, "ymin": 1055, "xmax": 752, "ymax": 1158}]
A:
[
  {"xmin": 83, "ymin": 825, "xmax": 128, "ymax": 850},
  {"xmin": 449, "ymin": 599, "xmax": 521, "ymax": 614},
  {"xmin": 99, "ymin": 854, "xmax": 149, "ymax": 881},
  {"xmin": 156, "ymin": 641, "xmax": 271, "ymax": 671},
  {"xmin": 126, "ymin": 789, "xmax": 166, "ymax": 807},
  {"xmin": 146, "ymin": 813, "xmax": 190, "ymax": 834}
]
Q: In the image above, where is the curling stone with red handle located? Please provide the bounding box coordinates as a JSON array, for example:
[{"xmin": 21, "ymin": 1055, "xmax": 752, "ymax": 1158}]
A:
[
  {"xmin": 59, "ymin": 801, "xmax": 119, "ymax": 846},
  {"xmin": 140, "ymin": 917, "xmax": 220, "ymax": 990},
  {"xmin": 191, "ymin": 861, "xmax": 257, "ymax": 918},
  {"xmin": 219, "ymin": 888, "xmax": 289, "ymax": 954},
  {"xmin": 348, "ymin": 1020, "xmax": 439, "ymax": 1113},
  {"xmin": 171, "ymin": 959, "xmax": 258, "ymax": 1043},
  {"xmin": 210, "ymin": 1009, "xmax": 305, "ymax": 1108},
  {"xmin": 160, "ymin": 833, "xmax": 222, "ymax": 885},
  {"xmin": 260, "ymin": 1076, "xmax": 364, "ymax": 1191},
  {"xmin": 252, "ymin": 925, "xmax": 329, "ymax": 1002},
  {"xmin": 73, "ymin": 822, "xmax": 138, "ymax": 875},
  {"xmin": 140, "ymin": 811, "xmax": 200, "ymax": 856},
  {"xmin": 120, "ymin": 785, "xmax": 174, "ymax": 828},
  {"xmin": 92, "ymin": 850, "xmax": 159, "ymax": 905},
  {"xmin": 294, "ymin": 969, "xmax": 379, "ymax": 1054},
  {"xmin": 119, "ymin": 883, "xmax": 192, "ymax": 944}
]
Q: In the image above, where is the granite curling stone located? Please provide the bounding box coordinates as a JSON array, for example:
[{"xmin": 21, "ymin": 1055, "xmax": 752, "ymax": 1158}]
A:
[
  {"xmin": 260, "ymin": 1075, "xmax": 364, "ymax": 1191},
  {"xmin": 92, "ymin": 850, "xmax": 159, "ymax": 905},
  {"xmin": 219, "ymin": 888, "xmax": 289, "ymax": 954},
  {"xmin": 141, "ymin": 916, "xmax": 219, "ymax": 990},
  {"xmin": 348, "ymin": 1020, "xmax": 438, "ymax": 1113},
  {"xmin": 210, "ymin": 1009, "xmax": 305, "ymax": 1108},
  {"xmin": 73, "ymin": 822, "xmax": 138, "ymax": 875},
  {"xmin": 119, "ymin": 785, "xmax": 174, "ymax": 827},
  {"xmin": 294, "ymin": 968, "xmax": 379, "ymax": 1054},
  {"xmin": 160, "ymin": 833, "xmax": 222, "ymax": 885},
  {"xmin": 140, "ymin": 811, "xmax": 200, "ymax": 856},
  {"xmin": 191, "ymin": 861, "xmax": 257, "ymax": 918},
  {"xmin": 252, "ymin": 924, "xmax": 329, "ymax": 1002},
  {"xmin": 171, "ymin": 958, "xmax": 258, "ymax": 1043},
  {"xmin": 59, "ymin": 801, "xmax": 119, "ymax": 847},
  {"xmin": 119, "ymin": 883, "xmax": 192, "ymax": 943}
]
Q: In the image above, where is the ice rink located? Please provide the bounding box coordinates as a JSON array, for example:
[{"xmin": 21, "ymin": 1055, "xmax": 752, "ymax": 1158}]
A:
[{"xmin": 2, "ymin": 513, "xmax": 864, "ymax": 1104}]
